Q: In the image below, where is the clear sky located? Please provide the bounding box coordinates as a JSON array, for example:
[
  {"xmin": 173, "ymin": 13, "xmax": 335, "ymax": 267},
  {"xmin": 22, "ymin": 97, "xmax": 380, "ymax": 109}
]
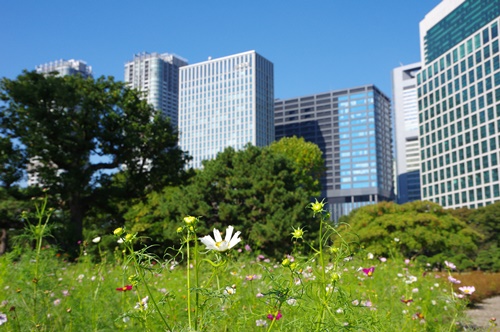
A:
[{"xmin": 1, "ymin": 1, "xmax": 441, "ymax": 100}]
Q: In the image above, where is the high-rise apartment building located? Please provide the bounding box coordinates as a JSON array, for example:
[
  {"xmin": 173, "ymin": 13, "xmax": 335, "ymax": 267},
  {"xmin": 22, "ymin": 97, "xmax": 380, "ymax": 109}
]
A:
[
  {"xmin": 275, "ymin": 85, "xmax": 393, "ymax": 221},
  {"xmin": 418, "ymin": 0, "xmax": 500, "ymax": 208},
  {"xmin": 124, "ymin": 52, "xmax": 188, "ymax": 128},
  {"xmin": 178, "ymin": 50, "xmax": 274, "ymax": 169},
  {"xmin": 392, "ymin": 63, "xmax": 422, "ymax": 203},
  {"xmin": 36, "ymin": 59, "xmax": 92, "ymax": 78},
  {"xmin": 29, "ymin": 59, "xmax": 93, "ymax": 187}
]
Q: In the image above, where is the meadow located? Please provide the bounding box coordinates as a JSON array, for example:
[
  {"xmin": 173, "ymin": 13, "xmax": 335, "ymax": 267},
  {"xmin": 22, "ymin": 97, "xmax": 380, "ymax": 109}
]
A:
[{"xmin": 0, "ymin": 200, "xmax": 496, "ymax": 331}]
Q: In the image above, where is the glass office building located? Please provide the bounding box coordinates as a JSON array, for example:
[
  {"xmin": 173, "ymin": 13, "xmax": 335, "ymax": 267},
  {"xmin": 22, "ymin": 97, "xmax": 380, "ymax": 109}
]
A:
[
  {"xmin": 392, "ymin": 63, "xmax": 422, "ymax": 203},
  {"xmin": 275, "ymin": 85, "xmax": 393, "ymax": 221},
  {"xmin": 418, "ymin": 0, "xmax": 500, "ymax": 208},
  {"xmin": 124, "ymin": 52, "xmax": 188, "ymax": 128},
  {"xmin": 179, "ymin": 50, "xmax": 274, "ymax": 169}
]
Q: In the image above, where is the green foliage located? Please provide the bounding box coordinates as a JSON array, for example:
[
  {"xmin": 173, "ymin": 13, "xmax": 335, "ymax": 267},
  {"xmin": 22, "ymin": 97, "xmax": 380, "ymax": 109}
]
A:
[
  {"xmin": 126, "ymin": 142, "xmax": 322, "ymax": 256},
  {"xmin": 267, "ymin": 136, "xmax": 325, "ymax": 195},
  {"xmin": 336, "ymin": 201, "xmax": 481, "ymax": 263},
  {"xmin": 0, "ymin": 136, "xmax": 25, "ymax": 189},
  {"xmin": 0, "ymin": 71, "xmax": 190, "ymax": 252}
]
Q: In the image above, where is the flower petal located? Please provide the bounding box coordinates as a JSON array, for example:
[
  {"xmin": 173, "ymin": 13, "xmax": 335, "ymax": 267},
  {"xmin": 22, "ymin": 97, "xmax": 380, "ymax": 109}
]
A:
[
  {"xmin": 225, "ymin": 226, "xmax": 234, "ymax": 243},
  {"xmin": 228, "ymin": 231, "xmax": 242, "ymax": 249},
  {"xmin": 200, "ymin": 235, "xmax": 217, "ymax": 250},
  {"xmin": 213, "ymin": 228, "xmax": 222, "ymax": 243}
]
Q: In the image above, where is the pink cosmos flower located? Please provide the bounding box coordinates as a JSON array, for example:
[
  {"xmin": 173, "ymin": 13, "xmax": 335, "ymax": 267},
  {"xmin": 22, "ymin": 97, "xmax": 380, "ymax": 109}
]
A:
[
  {"xmin": 459, "ymin": 286, "xmax": 475, "ymax": 295},
  {"xmin": 362, "ymin": 267, "xmax": 375, "ymax": 277},
  {"xmin": 116, "ymin": 285, "xmax": 133, "ymax": 292},
  {"xmin": 444, "ymin": 261, "xmax": 456, "ymax": 270},
  {"xmin": 448, "ymin": 276, "xmax": 461, "ymax": 284}
]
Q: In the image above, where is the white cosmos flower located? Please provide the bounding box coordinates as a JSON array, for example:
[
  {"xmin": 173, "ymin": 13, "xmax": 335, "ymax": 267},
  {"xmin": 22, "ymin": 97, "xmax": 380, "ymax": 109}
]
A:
[
  {"xmin": 199, "ymin": 225, "xmax": 241, "ymax": 252},
  {"xmin": 92, "ymin": 236, "xmax": 101, "ymax": 243}
]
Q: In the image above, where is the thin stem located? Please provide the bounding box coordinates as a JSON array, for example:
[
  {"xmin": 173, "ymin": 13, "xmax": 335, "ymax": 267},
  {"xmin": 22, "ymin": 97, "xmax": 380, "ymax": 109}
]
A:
[
  {"xmin": 316, "ymin": 215, "xmax": 326, "ymax": 331},
  {"xmin": 186, "ymin": 233, "xmax": 192, "ymax": 331}
]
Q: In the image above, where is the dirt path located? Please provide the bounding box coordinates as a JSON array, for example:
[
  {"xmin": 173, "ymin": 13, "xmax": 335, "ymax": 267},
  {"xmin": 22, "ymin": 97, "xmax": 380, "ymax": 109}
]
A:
[{"xmin": 466, "ymin": 296, "xmax": 500, "ymax": 331}]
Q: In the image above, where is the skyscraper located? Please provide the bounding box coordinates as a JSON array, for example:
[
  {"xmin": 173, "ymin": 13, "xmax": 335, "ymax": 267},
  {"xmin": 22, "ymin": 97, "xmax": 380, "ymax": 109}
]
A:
[
  {"xmin": 275, "ymin": 85, "xmax": 393, "ymax": 221},
  {"xmin": 392, "ymin": 63, "xmax": 422, "ymax": 203},
  {"xmin": 178, "ymin": 50, "xmax": 274, "ymax": 169},
  {"xmin": 418, "ymin": 0, "xmax": 500, "ymax": 208},
  {"xmin": 124, "ymin": 52, "xmax": 188, "ymax": 128}
]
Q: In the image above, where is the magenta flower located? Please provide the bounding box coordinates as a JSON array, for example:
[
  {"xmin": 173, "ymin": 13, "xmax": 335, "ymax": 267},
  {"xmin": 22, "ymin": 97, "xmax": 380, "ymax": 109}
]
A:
[
  {"xmin": 362, "ymin": 267, "xmax": 375, "ymax": 277},
  {"xmin": 267, "ymin": 311, "xmax": 282, "ymax": 321},
  {"xmin": 116, "ymin": 285, "xmax": 133, "ymax": 292}
]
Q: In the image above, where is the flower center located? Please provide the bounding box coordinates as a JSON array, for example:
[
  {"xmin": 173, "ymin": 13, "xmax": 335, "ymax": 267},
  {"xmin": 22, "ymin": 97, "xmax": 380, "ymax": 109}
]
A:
[{"xmin": 215, "ymin": 240, "xmax": 226, "ymax": 248}]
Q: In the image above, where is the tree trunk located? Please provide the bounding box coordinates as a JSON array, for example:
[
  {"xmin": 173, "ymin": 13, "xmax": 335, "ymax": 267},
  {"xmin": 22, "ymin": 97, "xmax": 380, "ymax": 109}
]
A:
[{"xmin": 0, "ymin": 228, "xmax": 7, "ymax": 255}]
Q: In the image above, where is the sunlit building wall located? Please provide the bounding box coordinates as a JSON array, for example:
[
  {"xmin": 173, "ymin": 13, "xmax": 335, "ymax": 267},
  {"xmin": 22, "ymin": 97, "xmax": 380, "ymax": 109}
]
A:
[
  {"xmin": 392, "ymin": 63, "xmax": 422, "ymax": 203},
  {"xmin": 418, "ymin": 0, "xmax": 500, "ymax": 208},
  {"xmin": 124, "ymin": 52, "xmax": 188, "ymax": 128},
  {"xmin": 179, "ymin": 50, "xmax": 274, "ymax": 169}
]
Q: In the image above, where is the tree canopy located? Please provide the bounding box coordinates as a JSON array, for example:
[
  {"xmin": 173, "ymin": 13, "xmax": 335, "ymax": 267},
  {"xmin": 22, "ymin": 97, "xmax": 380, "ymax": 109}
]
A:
[
  {"xmin": 125, "ymin": 141, "xmax": 325, "ymax": 256},
  {"xmin": 336, "ymin": 201, "xmax": 481, "ymax": 265},
  {"xmin": 0, "ymin": 71, "xmax": 191, "ymax": 251}
]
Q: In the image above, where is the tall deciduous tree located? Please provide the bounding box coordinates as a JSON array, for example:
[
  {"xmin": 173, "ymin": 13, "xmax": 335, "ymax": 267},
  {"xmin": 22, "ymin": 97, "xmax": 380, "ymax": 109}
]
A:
[{"xmin": 0, "ymin": 71, "xmax": 190, "ymax": 251}]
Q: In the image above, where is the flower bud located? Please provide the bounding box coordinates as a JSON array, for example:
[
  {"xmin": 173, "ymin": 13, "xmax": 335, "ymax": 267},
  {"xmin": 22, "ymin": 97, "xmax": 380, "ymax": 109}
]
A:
[
  {"xmin": 184, "ymin": 216, "xmax": 196, "ymax": 225},
  {"xmin": 113, "ymin": 228, "xmax": 124, "ymax": 236}
]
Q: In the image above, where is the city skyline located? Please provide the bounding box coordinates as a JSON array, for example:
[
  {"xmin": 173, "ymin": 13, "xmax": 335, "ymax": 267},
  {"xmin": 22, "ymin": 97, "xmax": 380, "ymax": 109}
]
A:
[{"xmin": 1, "ymin": 1, "xmax": 440, "ymax": 101}]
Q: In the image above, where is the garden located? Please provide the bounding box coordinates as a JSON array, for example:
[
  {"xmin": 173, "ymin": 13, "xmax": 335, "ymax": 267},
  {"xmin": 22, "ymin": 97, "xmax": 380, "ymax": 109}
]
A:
[{"xmin": 1, "ymin": 198, "xmax": 498, "ymax": 331}]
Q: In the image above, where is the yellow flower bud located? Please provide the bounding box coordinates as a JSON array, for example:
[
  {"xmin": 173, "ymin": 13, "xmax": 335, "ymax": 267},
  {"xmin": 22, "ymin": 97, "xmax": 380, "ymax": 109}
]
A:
[
  {"xmin": 310, "ymin": 199, "xmax": 326, "ymax": 214},
  {"xmin": 125, "ymin": 234, "xmax": 133, "ymax": 242},
  {"xmin": 184, "ymin": 216, "xmax": 196, "ymax": 225},
  {"xmin": 282, "ymin": 258, "xmax": 290, "ymax": 267},
  {"xmin": 331, "ymin": 272, "xmax": 341, "ymax": 282},
  {"xmin": 113, "ymin": 228, "xmax": 124, "ymax": 236},
  {"xmin": 176, "ymin": 227, "xmax": 183, "ymax": 233},
  {"xmin": 291, "ymin": 226, "xmax": 305, "ymax": 240}
]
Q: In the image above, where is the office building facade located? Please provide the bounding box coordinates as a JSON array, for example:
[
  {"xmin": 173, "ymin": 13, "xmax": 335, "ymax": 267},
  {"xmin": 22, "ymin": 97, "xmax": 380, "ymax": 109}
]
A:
[
  {"xmin": 275, "ymin": 85, "xmax": 393, "ymax": 221},
  {"xmin": 124, "ymin": 52, "xmax": 188, "ymax": 128},
  {"xmin": 179, "ymin": 50, "xmax": 274, "ymax": 169},
  {"xmin": 392, "ymin": 63, "xmax": 422, "ymax": 203},
  {"xmin": 418, "ymin": 0, "xmax": 500, "ymax": 208}
]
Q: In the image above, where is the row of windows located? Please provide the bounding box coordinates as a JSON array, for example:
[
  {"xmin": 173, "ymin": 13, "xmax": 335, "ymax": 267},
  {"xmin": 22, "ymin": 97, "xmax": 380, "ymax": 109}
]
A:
[{"xmin": 421, "ymin": 19, "xmax": 499, "ymax": 80}]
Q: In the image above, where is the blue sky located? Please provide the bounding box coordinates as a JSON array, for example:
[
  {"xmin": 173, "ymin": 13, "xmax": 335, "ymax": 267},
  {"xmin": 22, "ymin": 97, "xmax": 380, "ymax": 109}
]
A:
[{"xmin": 1, "ymin": 1, "xmax": 440, "ymax": 100}]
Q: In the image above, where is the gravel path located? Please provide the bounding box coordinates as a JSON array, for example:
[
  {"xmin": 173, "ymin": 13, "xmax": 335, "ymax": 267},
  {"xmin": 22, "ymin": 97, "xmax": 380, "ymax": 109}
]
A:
[{"xmin": 465, "ymin": 296, "xmax": 500, "ymax": 331}]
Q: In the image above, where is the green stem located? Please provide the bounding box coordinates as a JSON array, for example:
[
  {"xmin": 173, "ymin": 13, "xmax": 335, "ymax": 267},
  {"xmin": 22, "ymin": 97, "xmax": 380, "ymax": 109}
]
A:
[
  {"xmin": 194, "ymin": 237, "xmax": 199, "ymax": 331},
  {"xmin": 316, "ymin": 216, "xmax": 326, "ymax": 331},
  {"xmin": 186, "ymin": 233, "xmax": 192, "ymax": 331}
]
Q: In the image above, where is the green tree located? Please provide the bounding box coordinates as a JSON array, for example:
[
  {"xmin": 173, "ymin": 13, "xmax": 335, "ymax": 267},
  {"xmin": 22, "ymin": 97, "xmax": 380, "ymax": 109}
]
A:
[
  {"xmin": 126, "ymin": 142, "xmax": 323, "ymax": 256},
  {"xmin": 0, "ymin": 71, "xmax": 190, "ymax": 251},
  {"xmin": 336, "ymin": 201, "xmax": 481, "ymax": 263},
  {"xmin": 268, "ymin": 136, "xmax": 325, "ymax": 195},
  {"xmin": 0, "ymin": 136, "xmax": 25, "ymax": 189}
]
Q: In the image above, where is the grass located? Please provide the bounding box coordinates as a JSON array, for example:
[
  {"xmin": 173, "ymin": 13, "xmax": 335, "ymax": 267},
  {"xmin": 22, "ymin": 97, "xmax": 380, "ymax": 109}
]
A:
[
  {"xmin": 0, "ymin": 201, "xmax": 492, "ymax": 331},
  {"xmin": 0, "ymin": 244, "xmax": 479, "ymax": 331}
]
